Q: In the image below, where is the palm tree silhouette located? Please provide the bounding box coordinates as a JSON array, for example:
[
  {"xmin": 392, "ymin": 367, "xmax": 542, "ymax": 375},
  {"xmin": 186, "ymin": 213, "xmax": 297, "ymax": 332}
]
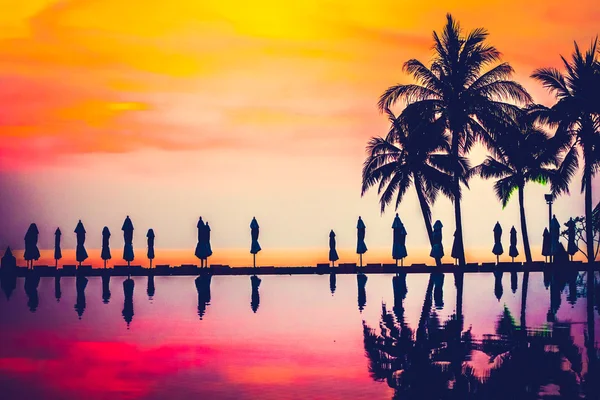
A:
[
  {"xmin": 362, "ymin": 109, "xmax": 460, "ymax": 267},
  {"xmin": 378, "ymin": 14, "xmax": 531, "ymax": 266},
  {"xmin": 531, "ymin": 39, "xmax": 600, "ymax": 264},
  {"xmin": 470, "ymin": 109, "xmax": 568, "ymax": 263}
]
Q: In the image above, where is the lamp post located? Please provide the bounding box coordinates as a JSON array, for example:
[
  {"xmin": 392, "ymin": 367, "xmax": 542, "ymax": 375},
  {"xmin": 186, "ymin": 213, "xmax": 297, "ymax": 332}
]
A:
[{"xmin": 545, "ymin": 194, "xmax": 553, "ymax": 263}]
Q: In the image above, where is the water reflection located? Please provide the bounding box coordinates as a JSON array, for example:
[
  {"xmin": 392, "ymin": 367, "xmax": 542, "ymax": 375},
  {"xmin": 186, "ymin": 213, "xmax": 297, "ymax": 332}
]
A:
[
  {"xmin": 510, "ymin": 271, "xmax": 518, "ymax": 294},
  {"xmin": 102, "ymin": 273, "xmax": 111, "ymax": 304},
  {"xmin": 24, "ymin": 271, "xmax": 40, "ymax": 312},
  {"xmin": 494, "ymin": 271, "xmax": 503, "ymax": 301},
  {"xmin": 75, "ymin": 275, "xmax": 88, "ymax": 319},
  {"xmin": 251, "ymin": 275, "xmax": 261, "ymax": 313},
  {"xmin": 122, "ymin": 278, "xmax": 134, "ymax": 328},
  {"xmin": 195, "ymin": 272, "xmax": 212, "ymax": 319},
  {"xmin": 1, "ymin": 271, "xmax": 17, "ymax": 300},
  {"xmin": 363, "ymin": 270, "xmax": 599, "ymax": 399},
  {"xmin": 54, "ymin": 275, "xmax": 61, "ymax": 302},
  {"xmin": 330, "ymin": 272, "xmax": 336, "ymax": 295},
  {"xmin": 147, "ymin": 274, "xmax": 155, "ymax": 300},
  {"xmin": 357, "ymin": 273, "xmax": 367, "ymax": 313}
]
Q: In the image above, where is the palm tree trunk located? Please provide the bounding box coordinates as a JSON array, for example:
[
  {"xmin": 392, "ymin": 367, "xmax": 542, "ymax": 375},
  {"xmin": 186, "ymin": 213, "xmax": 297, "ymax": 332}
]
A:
[
  {"xmin": 518, "ymin": 185, "xmax": 533, "ymax": 264},
  {"xmin": 584, "ymin": 160, "xmax": 595, "ymax": 264},
  {"xmin": 451, "ymin": 134, "xmax": 466, "ymax": 266},
  {"xmin": 415, "ymin": 179, "xmax": 442, "ymax": 267}
]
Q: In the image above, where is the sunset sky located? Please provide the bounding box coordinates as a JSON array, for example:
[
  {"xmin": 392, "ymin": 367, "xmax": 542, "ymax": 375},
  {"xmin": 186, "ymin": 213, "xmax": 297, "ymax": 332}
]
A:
[{"xmin": 0, "ymin": 0, "xmax": 599, "ymax": 266}]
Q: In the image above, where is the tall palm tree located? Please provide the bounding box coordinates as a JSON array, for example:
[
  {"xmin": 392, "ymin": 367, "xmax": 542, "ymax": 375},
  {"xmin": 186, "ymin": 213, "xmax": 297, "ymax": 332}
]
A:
[
  {"xmin": 379, "ymin": 14, "xmax": 532, "ymax": 266},
  {"xmin": 469, "ymin": 110, "xmax": 571, "ymax": 263},
  {"xmin": 532, "ymin": 39, "xmax": 600, "ymax": 264},
  {"xmin": 361, "ymin": 109, "xmax": 465, "ymax": 267}
]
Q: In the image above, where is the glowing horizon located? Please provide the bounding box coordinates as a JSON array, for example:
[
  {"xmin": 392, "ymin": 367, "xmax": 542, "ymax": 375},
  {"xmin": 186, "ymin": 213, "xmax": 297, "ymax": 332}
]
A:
[{"xmin": 1, "ymin": 1, "xmax": 599, "ymax": 265}]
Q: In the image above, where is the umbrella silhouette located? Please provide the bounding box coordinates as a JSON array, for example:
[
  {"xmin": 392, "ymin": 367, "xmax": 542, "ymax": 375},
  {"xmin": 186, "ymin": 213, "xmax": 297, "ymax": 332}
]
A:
[
  {"xmin": 195, "ymin": 217, "xmax": 212, "ymax": 268},
  {"xmin": 101, "ymin": 227, "xmax": 111, "ymax": 269},
  {"xmin": 74, "ymin": 220, "xmax": 88, "ymax": 268},
  {"xmin": 356, "ymin": 217, "xmax": 368, "ymax": 268},
  {"xmin": 430, "ymin": 220, "xmax": 444, "ymax": 262},
  {"xmin": 542, "ymin": 228, "xmax": 551, "ymax": 262},
  {"xmin": 328, "ymin": 230, "xmax": 339, "ymax": 267},
  {"xmin": 492, "ymin": 222, "xmax": 504, "ymax": 263},
  {"xmin": 250, "ymin": 217, "xmax": 261, "ymax": 268},
  {"xmin": 565, "ymin": 218, "xmax": 578, "ymax": 260},
  {"xmin": 24, "ymin": 223, "xmax": 40, "ymax": 269},
  {"xmin": 549, "ymin": 215, "xmax": 561, "ymax": 260},
  {"xmin": 509, "ymin": 226, "xmax": 519, "ymax": 262},
  {"xmin": 451, "ymin": 230, "xmax": 462, "ymax": 265},
  {"xmin": 122, "ymin": 278, "xmax": 135, "ymax": 328},
  {"xmin": 147, "ymin": 274, "xmax": 155, "ymax": 299},
  {"xmin": 147, "ymin": 229, "xmax": 155, "ymax": 269},
  {"xmin": 122, "ymin": 216, "xmax": 135, "ymax": 268},
  {"xmin": 54, "ymin": 228, "xmax": 62, "ymax": 268},
  {"xmin": 392, "ymin": 213, "xmax": 407, "ymax": 267}
]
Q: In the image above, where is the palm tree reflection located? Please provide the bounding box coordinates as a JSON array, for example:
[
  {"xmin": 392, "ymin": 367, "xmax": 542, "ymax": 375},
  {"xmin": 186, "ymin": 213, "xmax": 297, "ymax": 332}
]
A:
[{"xmin": 362, "ymin": 271, "xmax": 598, "ymax": 399}]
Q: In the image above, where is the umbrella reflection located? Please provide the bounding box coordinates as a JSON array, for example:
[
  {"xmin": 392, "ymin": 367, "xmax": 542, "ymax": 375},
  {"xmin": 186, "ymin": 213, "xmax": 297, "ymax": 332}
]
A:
[
  {"xmin": 357, "ymin": 273, "xmax": 367, "ymax": 313},
  {"xmin": 329, "ymin": 272, "xmax": 336, "ymax": 295},
  {"xmin": 251, "ymin": 275, "xmax": 261, "ymax": 313},
  {"xmin": 122, "ymin": 278, "xmax": 135, "ymax": 328},
  {"xmin": 75, "ymin": 274, "xmax": 88, "ymax": 319},
  {"xmin": 54, "ymin": 275, "xmax": 61, "ymax": 302},
  {"xmin": 24, "ymin": 271, "xmax": 40, "ymax": 312},
  {"xmin": 195, "ymin": 272, "xmax": 212, "ymax": 319}
]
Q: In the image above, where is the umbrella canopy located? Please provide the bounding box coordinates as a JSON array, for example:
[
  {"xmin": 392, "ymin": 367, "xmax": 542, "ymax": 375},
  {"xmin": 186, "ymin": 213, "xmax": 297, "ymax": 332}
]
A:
[
  {"xmin": 430, "ymin": 220, "xmax": 444, "ymax": 260},
  {"xmin": 101, "ymin": 227, "xmax": 112, "ymax": 261},
  {"xmin": 147, "ymin": 229, "xmax": 155, "ymax": 260},
  {"xmin": 451, "ymin": 230, "xmax": 462, "ymax": 260},
  {"xmin": 250, "ymin": 217, "xmax": 261, "ymax": 254},
  {"xmin": 54, "ymin": 228, "xmax": 62, "ymax": 261},
  {"xmin": 566, "ymin": 218, "xmax": 578, "ymax": 256},
  {"xmin": 24, "ymin": 223, "xmax": 41, "ymax": 262},
  {"xmin": 549, "ymin": 215, "xmax": 561, "ymax": 256},
  {"xmin": 195, "ymin": 217, "xmax": 207, "ymax": 259},
  {"xmin": 356, "ymin": 217, "xmax": 367, "ymax": 255},
  {"xmin": 205, "ymin": 222, "xmax": 213, "ymax": 258},
  {"xmin": 329, "ymin": 230, "xmax": 339, "ymax": 262},
  {"xmin": 541, "ymin": 228, "xmax": 551, "ymax": 257},
  {"xmin": 122, "ymin": 216, "xmax": 135, "ymax": 262},
  {"xmin": 1, "ymin": 247, "xmax": 17, "ymax": 272},
  {"xmin": 74, "ymin": 220, "xmax": 88, "ymax": 263},
  {"xmin": 392, "ymin": 213, "xmax": 407, "ymax": 260},
  {"xmin": 492, "ymin": 222, "xmax": 504, "ymax": 256},
  {"xmin": 509, "ymin": 226, "xmax": 519, "ymax": 258}
]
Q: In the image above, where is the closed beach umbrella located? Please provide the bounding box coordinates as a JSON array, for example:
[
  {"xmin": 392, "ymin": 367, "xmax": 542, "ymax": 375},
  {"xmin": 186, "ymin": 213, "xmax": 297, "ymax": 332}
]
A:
[
  {"xmin": 147, "ymin": 229, "xmax": 155, "ymax": 268},
  {"xmin": 24, "ymin": 223, "xmax": 41, "ymax": 269},
  {"xmin": 1, "ymin": 247, "xmax": 17, "ymax": 272},
  {"xmin": 1, "ymin": 247, "xmax": 17, "ymax": 299},
  {"xmin": 356, "ymin": 216, "xmax": 367, "ymax": 267},
  {"xmin": 492, "ymin": 222, "xmax": 504, "ymax": 263},
  {"xmin": 54, "ymin": 228, "xmax": 62, "ymax": 268},
  {"xmin": 122, "ymin": 216, "xmax": 135, "ymax": 266},
  {"xmin": 195, "ymin": 217, "xmax": 206, "ymax": 267},
  {"xmin": 250, "ymin": 217, "xmax": 261, "ymax": 268},
  {"xmin": 542, "ymin": 228, "xmax": 551, "ymax": 261},
  {"xmin": 549, "ymin": 215, "xmax": 560, "ymax": 258},
  {"xmin": 101, "ymin": 227, "xmax": 111, "ymax": 268},
  {"xmin": 566, "ymin": 218, "xmax": 578, "ymax": 260},
  {"xmin": 74, "ymin": 220, "xmax": 88, "ymax": 267},
  {"xmin": 392, "ymin": 213, "xmax": 408, "ymax": 266},
  {"xmin": 430, "ymin": 220, "xmax": 444, "ymax": 262},
  {"xmin": 509, "ymin": 226, "xmax": 519, "ymax": 261},
  {"xmin": 451, "ymin": 230, "xmax": 461, "ymax": 265},
  {"xmin": 205, "ymin": 222, "xmax": 213, "ymax": 262},
  {"xmin": 329, "ymin": 230, "xmax": 339, "ymax": 266}
]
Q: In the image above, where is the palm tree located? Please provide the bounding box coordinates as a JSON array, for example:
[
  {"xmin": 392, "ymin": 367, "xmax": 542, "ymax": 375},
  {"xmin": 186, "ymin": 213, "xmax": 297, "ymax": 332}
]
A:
[
  {"xmin": 379, "ymin": 14, "xmax": 532, "ymax": 266},
  {"xmin": 531, "ymin": 39, "xmax": 600, "ymax": 264},
  {"xmin": 361, "ymin": 109, "xmax": 464, "ymax": 267},
  {"xmin": 469, "ymin": 110, "xmax": 571, "ymax": 263}
]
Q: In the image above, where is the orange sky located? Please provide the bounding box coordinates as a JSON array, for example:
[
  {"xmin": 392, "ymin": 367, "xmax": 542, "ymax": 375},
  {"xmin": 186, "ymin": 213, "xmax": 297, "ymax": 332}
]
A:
[{"xmin": 0, "ymin": 1, "xmax": 599, "ymax": 265}]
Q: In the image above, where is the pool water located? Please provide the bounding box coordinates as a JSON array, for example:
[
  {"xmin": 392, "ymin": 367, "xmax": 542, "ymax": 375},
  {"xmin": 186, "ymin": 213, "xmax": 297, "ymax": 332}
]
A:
[{"xmin": 0, "ymin": 271, "xmax": 598, "ymax": 399}]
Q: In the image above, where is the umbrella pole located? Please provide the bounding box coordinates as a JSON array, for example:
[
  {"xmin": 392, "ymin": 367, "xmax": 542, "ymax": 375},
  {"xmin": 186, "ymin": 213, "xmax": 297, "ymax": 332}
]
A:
[
  {"xmin": 253, "ymin": 254, "xmax": 256, "ymax": 268},
  {"xmin": 396, "ymin": 259, "xmax": 398, "ymax": 267},
  {"xmin": 496, "ymin": 255, "xmax": 499, "ymax": 264},
  {"xmin": 401, "ymin": 258, "xmax": 404, "ymax": 267},
  {"xmin": 360, "ymin": 254, "xmax": 362, "ymax": 268}
]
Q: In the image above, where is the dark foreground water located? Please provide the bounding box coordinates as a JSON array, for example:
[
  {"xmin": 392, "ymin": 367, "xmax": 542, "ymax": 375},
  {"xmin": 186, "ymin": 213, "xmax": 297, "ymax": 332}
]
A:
[{"xmin": 0, "ymin": 271, "xmax": 598, "ymax": 399}]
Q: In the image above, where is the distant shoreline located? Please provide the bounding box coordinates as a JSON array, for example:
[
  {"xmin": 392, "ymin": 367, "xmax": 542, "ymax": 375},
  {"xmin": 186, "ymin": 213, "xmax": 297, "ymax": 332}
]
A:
[{"xmin": 4, "ymin": 261, "xmax": 598, "ymax": 277}]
